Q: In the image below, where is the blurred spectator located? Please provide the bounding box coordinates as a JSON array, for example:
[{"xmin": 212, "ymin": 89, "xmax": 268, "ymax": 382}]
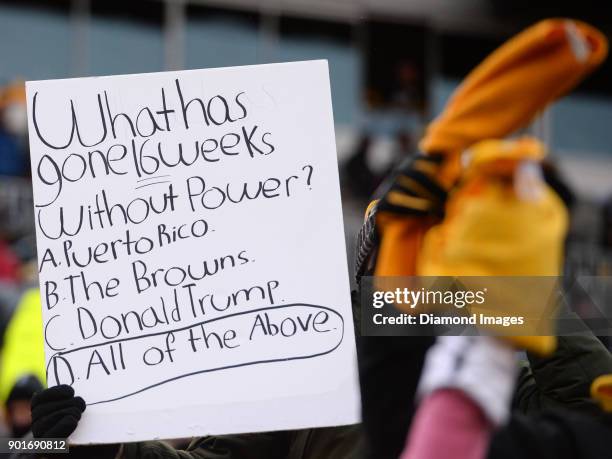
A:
[
  {"xmin": 343, "ymin": 130, "xmax": 415, "ymax": 201},
  {"xmin": 5, "ymin": 375, "xmax": 43, "ymax": 438},
  {"xmin": 0, "ymin": 239, "xmax": 20, "ymax": 284},
  {"xmin": 0, "ymin": 81, "xmax": 28, "ymax": 177},
  {"xmin": 0, "ymin": 288, "xmax": 45, "ymax": 413},
  {"xmin": 344, "ymin": 135, "xmax": 377, "ymax": 199}
]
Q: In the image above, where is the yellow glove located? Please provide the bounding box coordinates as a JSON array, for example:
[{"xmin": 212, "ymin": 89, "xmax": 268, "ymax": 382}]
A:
[
  {"xmin": 417, "ymin": 138, "xmax": 567, "ymax": 356},
  {"xmin": 418, "ymin": 138, "xmax": 567, "ymax": 277}
]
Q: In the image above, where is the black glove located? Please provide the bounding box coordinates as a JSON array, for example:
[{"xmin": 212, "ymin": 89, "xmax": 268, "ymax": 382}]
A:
[
  {"xmin": 354, "ymin": 153, "xmax": 448, "ymax": 283},
  {"xmin": 31, "ymin": 385, "xmax": 86, "ymax": 438},
  {"xmin": 377, "ymin": 153, "xmax": 447, "ymax": 218}
]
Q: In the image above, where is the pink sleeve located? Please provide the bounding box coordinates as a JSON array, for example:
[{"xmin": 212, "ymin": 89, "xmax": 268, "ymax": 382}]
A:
[{"xmin": 400, "ymin": 389, "xmax": 493, "ymax": 459}]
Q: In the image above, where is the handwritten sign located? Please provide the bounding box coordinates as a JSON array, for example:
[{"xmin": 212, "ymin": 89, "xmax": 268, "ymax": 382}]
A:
[{"xmin": 26, "ymin": 60, "xmax": 359, "ymax": 444}]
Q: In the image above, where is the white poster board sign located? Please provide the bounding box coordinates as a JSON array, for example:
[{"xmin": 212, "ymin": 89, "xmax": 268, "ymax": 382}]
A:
[{"xmin": 26, "ymin": 60, "xmax": 359, "ymax": 444}]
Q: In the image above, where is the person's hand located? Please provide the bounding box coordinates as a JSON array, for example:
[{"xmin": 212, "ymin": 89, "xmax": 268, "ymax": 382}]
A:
[{"xmin": 31, "ymin": 385, "xmax": 86, "ymax": 438}]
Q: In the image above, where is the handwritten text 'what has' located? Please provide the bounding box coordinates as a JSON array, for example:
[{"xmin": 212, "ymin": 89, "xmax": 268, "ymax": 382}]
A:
[{"xmin": 32, "ymin": 79, "xmax": 280, "ymax": 207}]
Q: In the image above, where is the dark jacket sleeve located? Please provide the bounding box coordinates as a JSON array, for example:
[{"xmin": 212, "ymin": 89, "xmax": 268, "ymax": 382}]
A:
[
  {"xmin": 356, "ymin": 333, "xmax": 433, "ymax": 459},
  {"xmin": 354, "ymin": 283, "xmax": 434, "ymax": 459},
  {"xmin": 119, "ymin": 432, "xmax": 291, "ymax": 459},
  {"xmin": 118, "ymin": 426, "xmax": 362, "ymax": 459},
  {"xmin": 513, "ymin": 330, "xmax": 612, "ymax": 415},
  {"xmin": 487, "ymin": 410, "xmax": 612, "ymax": 459}
]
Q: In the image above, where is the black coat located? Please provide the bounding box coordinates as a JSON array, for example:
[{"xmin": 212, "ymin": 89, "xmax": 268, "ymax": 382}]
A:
[{"xmin": 488, "ymin": 410, "xmax": 612, "ymax": 459}]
